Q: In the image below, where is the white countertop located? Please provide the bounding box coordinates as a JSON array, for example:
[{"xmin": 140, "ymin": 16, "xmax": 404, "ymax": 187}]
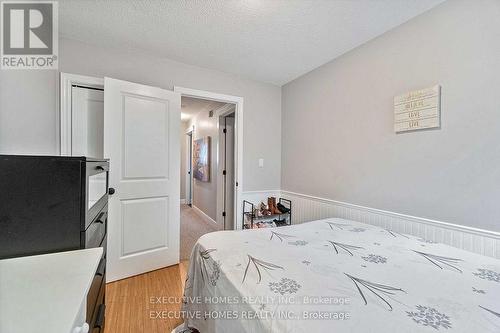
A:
[{"xmin": 0, "ymin": 248, "xmax": 103, "ymax": 333}]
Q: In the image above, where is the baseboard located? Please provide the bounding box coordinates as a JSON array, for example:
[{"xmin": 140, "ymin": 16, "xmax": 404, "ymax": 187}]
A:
[
  {"xmin": 280, "ymin": 190, "xmax": 500, "ymax": 259},
  {"xmin": 192, "ymin": 205, "xmax": 217, "ymax": 224}
]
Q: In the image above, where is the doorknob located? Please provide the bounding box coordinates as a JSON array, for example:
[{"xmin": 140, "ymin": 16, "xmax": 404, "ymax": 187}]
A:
[{"xmin": 108, "ymin": 187, "xmax": 115, "ymax": 195}]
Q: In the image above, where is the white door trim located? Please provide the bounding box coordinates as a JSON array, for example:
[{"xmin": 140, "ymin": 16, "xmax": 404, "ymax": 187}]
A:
[
  {"xmin": 174, "ymin": 86, "xmax": 244, "ymax": 230},
  {"xmin": 60, "ymin": 73, "xmax": 104, "ymax": 156}
]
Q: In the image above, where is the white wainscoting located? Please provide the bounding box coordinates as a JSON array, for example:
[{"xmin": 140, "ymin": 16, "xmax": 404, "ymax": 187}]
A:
[{"xmin": 280, "ymin": 190, "xmax": 500, "ymax": 259}]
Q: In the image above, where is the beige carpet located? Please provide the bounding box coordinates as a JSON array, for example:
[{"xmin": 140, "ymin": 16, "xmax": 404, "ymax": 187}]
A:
[{"xmin": 180, "ymin": 204, "xmax": 222, "ymax": 260}]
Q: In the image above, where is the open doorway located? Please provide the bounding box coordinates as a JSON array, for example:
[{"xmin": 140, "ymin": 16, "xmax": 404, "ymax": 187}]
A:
[
  {"xmin": 179, "ymin": 96, "xmax": 234, "ymax": 260},
  {"xmin": 177, "ymin": 88, "xmax": 243, "ymax": 260}
]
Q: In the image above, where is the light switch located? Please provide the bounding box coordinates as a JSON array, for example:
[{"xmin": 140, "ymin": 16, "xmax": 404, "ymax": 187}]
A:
[{"xmin": 258, "ymin": 158, "xmax": 264, "ymax": 168}]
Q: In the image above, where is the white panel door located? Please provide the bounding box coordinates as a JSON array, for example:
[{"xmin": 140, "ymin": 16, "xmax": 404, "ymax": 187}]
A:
[{"xmin": 104, "ymin": 77, "xmax": 180, "ymax": 282}]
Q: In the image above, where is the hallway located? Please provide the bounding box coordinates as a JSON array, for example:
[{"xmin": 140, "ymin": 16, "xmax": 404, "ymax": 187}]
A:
[{"xmin": 180, "ymin": 204, "xmax": 223, "ymax": 260}]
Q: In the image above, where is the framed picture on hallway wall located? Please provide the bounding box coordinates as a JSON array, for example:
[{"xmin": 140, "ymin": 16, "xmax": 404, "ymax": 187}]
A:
[{"xmin": 193, "ymin": 136, "xmax": 211, "ymax": 182}]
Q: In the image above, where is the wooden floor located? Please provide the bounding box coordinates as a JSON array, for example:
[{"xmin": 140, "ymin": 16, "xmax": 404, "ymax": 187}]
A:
[
  {"xmin": 104, "ymin": 205, "xmax": 219, "ymax": 332},
  {"xmin": 104, "ymin": 260, "xmax": 188, "ymax": 333}
]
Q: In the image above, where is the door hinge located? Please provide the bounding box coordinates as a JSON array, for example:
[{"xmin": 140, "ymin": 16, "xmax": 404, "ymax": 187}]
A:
[
  {"xmin": 222, "ymin": 170, "xmax": 226, "ymax": 176},
  {"xmin": 222, "ymin": 211, "xmax": 226, "ymax": 217},
  {"xmin": 236, "ymin": 182, "xmax": 239, "ymax": 187},
  {"xmin": 223, "ymin": 128, "xmax": 227, "ymax": 134}
]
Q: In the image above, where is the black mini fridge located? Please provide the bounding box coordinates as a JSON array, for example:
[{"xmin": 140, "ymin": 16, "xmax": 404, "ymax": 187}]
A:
[{"xmin": 0, "ymin": 154, "xmax": 109, "ymax": 332}]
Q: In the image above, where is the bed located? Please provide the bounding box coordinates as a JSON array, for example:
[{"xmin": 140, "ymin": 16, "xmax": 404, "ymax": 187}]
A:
[{"xmin": 179, "ymin": 218, "xmax": 500, "ymax": 332}]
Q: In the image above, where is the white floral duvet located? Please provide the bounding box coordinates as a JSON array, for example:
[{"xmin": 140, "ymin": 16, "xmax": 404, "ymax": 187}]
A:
[{"xmin": 180, "ymin": 218, "xmax": 500, "ymax": 333}]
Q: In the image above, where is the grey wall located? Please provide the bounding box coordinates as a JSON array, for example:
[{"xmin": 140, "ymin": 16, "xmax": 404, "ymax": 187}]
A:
[
  {"xmin": 0, "ymin": 37, "xmax": 282, "ymax": 192},
  {"xmin": 282, "ymin": 0, "xmax": 500, "ymax": 232},
  {"xmin": 0, "ymin": 71, "xmax": 58, "ymax": 154}
]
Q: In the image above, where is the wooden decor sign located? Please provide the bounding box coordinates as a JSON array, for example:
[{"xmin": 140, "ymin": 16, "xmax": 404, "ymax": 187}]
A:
[{"xmin": 394, "ymin": 85, "xmax": 441, "ymax": 132}]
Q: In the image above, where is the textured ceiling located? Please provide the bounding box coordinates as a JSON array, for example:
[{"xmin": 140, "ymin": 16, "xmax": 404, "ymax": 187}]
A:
[
  {"xmin": 59, "ymin": 0, "xmax": 445, "ymax": 86},
  {"xmin": 181, "ymin": 96, "xmax": 227, "ymax": 122}
]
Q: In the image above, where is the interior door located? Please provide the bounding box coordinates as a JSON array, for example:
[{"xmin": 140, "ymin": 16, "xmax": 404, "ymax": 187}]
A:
[
  {"xmin": 223, "ymin": 115, "xmax": 235, "ymax": 230},
  {"xmin": 104, "ymin": 77, "xmax": 180, "ymax": 282}
]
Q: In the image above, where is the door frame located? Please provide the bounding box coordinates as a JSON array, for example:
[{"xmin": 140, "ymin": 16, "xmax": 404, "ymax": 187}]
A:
[
  {"xmin": 185, "ymin": 125, "xmax": 194, "ymax": 206},
  {"xmin": 174, "ymin": 86, "xmax": 244, "ymax": 230},
  {"xmin": 215, "ymin": 104, "xmax": 236, "ymax": 228},
  {"xmin": 60, "ymin": 72, "xmax": 104, "ymax": 156}
]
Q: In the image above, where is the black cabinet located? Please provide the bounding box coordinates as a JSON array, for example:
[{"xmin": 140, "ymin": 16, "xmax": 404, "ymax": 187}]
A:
[{"xmin": 0, "ymin": 155, "xmax": 108, "ymax": 331}]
